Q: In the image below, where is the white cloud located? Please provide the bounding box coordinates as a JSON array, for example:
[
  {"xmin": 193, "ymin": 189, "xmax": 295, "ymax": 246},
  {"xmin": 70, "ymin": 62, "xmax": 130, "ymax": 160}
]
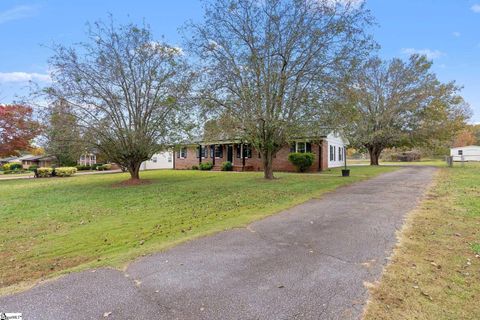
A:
[
  {"xmin": 0, "ymin": 72, "xmax": 51, "ymax": 83},
  {"xmin": 452, "ymin": 31, "xmax": 461, "ymax": 37},
  {"xmin": 0, "ymin": 5, "xmax": 39, "ymax": 24},
  {"xmin": 471, "ymin": 4, "xmax": 480, "ymax": 13},
  {"xmin": 401, "ymin": 48, "xmax": 445, "ymax": 60}
]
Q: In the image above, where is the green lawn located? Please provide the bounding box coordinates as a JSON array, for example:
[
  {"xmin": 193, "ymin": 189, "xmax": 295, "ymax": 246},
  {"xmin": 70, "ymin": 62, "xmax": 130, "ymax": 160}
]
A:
[
  {"xmin": 348, "ymin": 158, "xmax": 447, "ymax": 167},
  {"xmin": 365, "ymin": 162, "xmax": 480, "ymax": 319},
  {"xmin": 0, "ymin": 166, "xmax": 396, "ymax": 293}
]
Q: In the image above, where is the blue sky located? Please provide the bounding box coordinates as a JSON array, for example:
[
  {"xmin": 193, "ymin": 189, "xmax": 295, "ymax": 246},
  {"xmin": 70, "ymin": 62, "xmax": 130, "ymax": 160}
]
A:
[{"xmin": 0, "ymin": 0, "xmax": 479, "ymax": 123}]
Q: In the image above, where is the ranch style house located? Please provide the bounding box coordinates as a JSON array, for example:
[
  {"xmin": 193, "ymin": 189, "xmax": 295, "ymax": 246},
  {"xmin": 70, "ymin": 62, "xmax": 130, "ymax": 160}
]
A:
[{"xmin": 173, "ymin": 132, "xmax": 348, "ymax": 172}]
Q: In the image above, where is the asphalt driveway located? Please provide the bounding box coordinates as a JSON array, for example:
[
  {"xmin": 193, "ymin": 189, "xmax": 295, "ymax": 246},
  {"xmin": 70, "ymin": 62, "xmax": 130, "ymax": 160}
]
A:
[{"xmin": 0, "ymin": 167, "xmax": 436, "ymax": 320}]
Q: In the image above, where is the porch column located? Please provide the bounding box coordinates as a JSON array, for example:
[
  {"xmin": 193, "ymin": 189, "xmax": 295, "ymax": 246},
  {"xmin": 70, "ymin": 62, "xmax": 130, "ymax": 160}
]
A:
[
  {"xmin": 318, "ymin": 141, "xmax": 323, "ymax": 171},
  {"xmin": 199, "ymin": 145, "xmax": 202, "ymax": 165},
  {"xmin": 212, "ymin": 145, "xmax": 216, "ymax": 166},
  {"xmin": 242, "ymin": 144, "xmax": 246, "ymax": 171}
]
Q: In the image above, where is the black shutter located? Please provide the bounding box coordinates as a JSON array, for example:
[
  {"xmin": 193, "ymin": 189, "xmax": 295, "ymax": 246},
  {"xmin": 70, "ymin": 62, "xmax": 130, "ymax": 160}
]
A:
[{"xmin": 306, "ymin": 142, "xmax": 312, "ymax": 153}]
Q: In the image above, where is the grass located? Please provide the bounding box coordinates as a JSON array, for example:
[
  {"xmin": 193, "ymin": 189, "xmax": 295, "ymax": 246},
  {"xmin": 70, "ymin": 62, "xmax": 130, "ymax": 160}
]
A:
[
  {"xmin": 364, "ymin": 162, "xmax": 480, "ymax": 319},
  {"xmin": 348, "ymin": 158, "xmax": 447, "ymax": 167},
  {"xmin": 0, "ymin": 166, "xmax": 396, "ymax": 294}
]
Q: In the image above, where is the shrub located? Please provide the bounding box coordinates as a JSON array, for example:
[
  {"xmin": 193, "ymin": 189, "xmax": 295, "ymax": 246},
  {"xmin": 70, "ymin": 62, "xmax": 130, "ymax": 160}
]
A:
[
  {"xmin": 91, "ymin": 163, "xmax": 104, "ymax": 170},
  {"xmin": 55, "ymin": 167, "xmax": 78, "ymax": 177},
  {"xmin": 191, "ymin": 165, "xmax": 199, "ymax": 170},
  {"xmin": 288, "ymin": 152, "xmax": 315, "ymax": 172},
  {"xmin": 3, "ymin": 170, "xmax": 13, "ymax": 174},
  {"xmin": 102, "ymin": 164, "xmax": 112, "ymax": 170},
  {"xmin": 28, "ymin": 165, "xmax": 38, "ymax": 171},
  {"xmin": 3, "ymin": 162, "xmax": 22, "ymax": 171},
  {"xmin": 221, "ymin": 161, "xmax": 233, "ymax": 171},
  {"xmin": 37, "ymin": 167, "xmax": 53, "ymax": 178},
  {"xmin": 199, "ymin": 162, "xmax": 213, "ymax": 171},
  {"xmin": 76, "ymin": 165, "xmax": 91, "ymax": 170}
]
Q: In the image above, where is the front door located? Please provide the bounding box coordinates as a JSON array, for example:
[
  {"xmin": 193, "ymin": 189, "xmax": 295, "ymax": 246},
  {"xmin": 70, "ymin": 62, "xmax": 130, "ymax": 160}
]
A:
[{"xmin": 227, "ymin": 145, "xmax": 233, "ymax": 163}]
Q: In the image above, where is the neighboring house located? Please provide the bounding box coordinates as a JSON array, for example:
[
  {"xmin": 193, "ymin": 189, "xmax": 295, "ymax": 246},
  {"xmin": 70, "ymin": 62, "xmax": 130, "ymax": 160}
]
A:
[
  {"xmin": 450, "ymin": 146, "xmax": 480, "ymax": 162},
  {"xmin": 0, "ymin": 156, "xmax": 19, "ymax": 165},
  {"xmin": 78, "ymin": 153, "xmax": 97, "ymax": 166},
  {"xmin": 20, "ymin": 155, "xmax": 57, "ymax": 168},
  {"xmin": 174, "ymin": 132, "xmax": 348, "ymax": 172},
  {"xmin": 140, "ymin": 151, "xmax": 173, "ymax": 170}
]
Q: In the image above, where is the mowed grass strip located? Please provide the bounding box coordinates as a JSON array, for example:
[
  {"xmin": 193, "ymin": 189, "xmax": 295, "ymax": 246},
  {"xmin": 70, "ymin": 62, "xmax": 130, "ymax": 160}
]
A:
[
  {"xmin": 364, "ymin": 163, "xmax": 480, "ymax": 319},
  {"xmin": 0, "ymin": 166, "xmax": 396, "ymax": 292}
]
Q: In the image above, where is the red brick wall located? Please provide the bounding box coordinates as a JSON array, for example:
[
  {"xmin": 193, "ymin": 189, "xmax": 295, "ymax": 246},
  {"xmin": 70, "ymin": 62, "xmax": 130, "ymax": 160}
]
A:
[{"xmin": 174, "ymin": 140, "xmax": 331, "ymax": 172}]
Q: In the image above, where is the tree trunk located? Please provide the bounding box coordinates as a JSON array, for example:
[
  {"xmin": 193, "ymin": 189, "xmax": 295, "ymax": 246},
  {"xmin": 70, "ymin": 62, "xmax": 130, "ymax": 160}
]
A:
[
  {"xmin": 128, "ymin": 162, "xmax": 141, "ymax": 180},
  {"xmin": 262, "ymin": 150, "xmax": 274, "ymax": 179},
  {"xmin": 368, "ymin": 146, "xmax": 383, "ymax": 166}
]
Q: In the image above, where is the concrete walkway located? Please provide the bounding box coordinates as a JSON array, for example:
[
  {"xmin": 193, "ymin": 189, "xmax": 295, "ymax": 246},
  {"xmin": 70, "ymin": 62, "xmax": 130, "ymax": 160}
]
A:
[{"xmin": 0, "ymin": 167, "xmax": 436, "ymax": 320}]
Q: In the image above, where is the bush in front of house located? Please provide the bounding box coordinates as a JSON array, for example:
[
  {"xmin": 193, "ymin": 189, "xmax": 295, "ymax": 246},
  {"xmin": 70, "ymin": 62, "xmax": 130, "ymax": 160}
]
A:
[
  {"xmin": 199, "ymin": 162, "xmax": 213, "ymax": 171},
  {"xmin": 37, "ymin": 167, "xmax": 54, "ymax": 177},
  {"xmin": 55, "ymin": 167, "xmax": 78, "ymax": 177},
  {"xmin": 221, "ymin": 161, "xmax": 233, "ymax": 171},
  {"xmin": 28, "ymin": 165, "xmax": 38, "ymax": 171},
  {"xmin": 76, "ymin": 165, "xmax": 91, "ymax": 170},
  {"xmin": 91, "ymin": 163, "xmax": 104, "ymax": 170},
  {"xmin": 3, "ymin": 162, "xmax": 22, "ymax": 171},
  {"xmin": 102, "ymin": 164, "xmax": 112, "ymax": 170},
  {"xmin": 288, "ymin": 152, "xmax": 315, "ymax": 172},
  {"xmin": 191, "ymin": 165, "xmax": 199, "ymax": 170}
]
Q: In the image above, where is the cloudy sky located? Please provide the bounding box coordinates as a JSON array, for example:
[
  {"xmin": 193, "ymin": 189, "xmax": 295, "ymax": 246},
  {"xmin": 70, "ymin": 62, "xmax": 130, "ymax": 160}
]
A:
[{"xmin": 0, "ymin": 0, "xmax": 479, "ymax": 122}]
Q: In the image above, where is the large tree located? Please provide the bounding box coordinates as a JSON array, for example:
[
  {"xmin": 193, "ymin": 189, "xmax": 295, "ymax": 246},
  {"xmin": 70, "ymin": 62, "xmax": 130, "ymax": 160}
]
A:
[
  {"xmin": 0, "ymin": 104, "xmax": 41, "ymax": 157},
  {"xmin": 187, "ymin": 0, "xmax": 374, "ymax": 179},
  {"xmin": 43, "ymin": 100, "xmax": 87, "ymax": 166},
  {"xmin": 343, "ymin": 55, "xmax": 471, "ymax": 165},
  {"xmin": 45, "ymin": 20, "xmax": 194, "ymax": 180}
]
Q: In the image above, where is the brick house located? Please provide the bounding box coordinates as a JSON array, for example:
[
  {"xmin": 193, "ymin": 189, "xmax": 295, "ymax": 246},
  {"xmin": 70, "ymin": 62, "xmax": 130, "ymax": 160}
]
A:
[{"xmin": 173, "ymin": 132, "xmax": 348, "ymax": 172}]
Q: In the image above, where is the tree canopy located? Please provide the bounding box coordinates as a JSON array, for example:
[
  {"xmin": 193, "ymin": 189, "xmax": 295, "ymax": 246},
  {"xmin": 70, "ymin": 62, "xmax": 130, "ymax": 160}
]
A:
[
  {"xmin": 0, "ymin": 104, "xmax": 41, "ymax": 157},
  {"xmin": 45, "ymin": 19, "xmax": 195, "ymax": 180},
  {"xmin": 342, "ymin": 55, "xmax": 471, "ymax": 165},
  {"xmin": 187, "ymin": 0, "xmax": 374, "ymax": 178}
]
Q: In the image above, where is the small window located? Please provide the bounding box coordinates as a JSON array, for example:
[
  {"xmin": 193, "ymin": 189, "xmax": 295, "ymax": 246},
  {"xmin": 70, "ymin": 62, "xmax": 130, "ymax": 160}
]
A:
[
  {"xmin": 297, "ymin": 142, "xmax": 306, "ymax": 153},
  {"xmin": 197, "ymin": 146, "xmax": 207, "ymax": 158},
  {"xmin": 458, "ymin": 150, "xmax": 463, "ymax": 156},
  {"xmin": 168, "ymin": 155, "xmax": 172, "ymax": 162},
  {"xmin": 179, "ymin": 147, "xmax": 187, "ymax": 159},
  {"xmin": 243, "ymin": 144, "xmax": 252, "ymax": 158},
  {"xmin": 339, "ymin": 147, "xmax": 343, "ymax": 161},
  {"xmin": 306, "ymin": 142, "xmax": 312, "ymax": 153},
  {"xmin": 211, "ymin": 145, "xmax": 223, "ymax": 158},
  {"xmin": 152, "ymin": 157, "xmax": 157, "ymax": 163},
  {"xmin": 236, "ymin": 144, "xmax": 242, "ymax": 158}
]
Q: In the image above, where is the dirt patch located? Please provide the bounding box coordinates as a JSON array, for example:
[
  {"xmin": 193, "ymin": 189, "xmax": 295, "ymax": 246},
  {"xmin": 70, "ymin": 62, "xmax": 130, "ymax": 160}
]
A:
[{"xmin": 112, "ymin": 179, "xmax": 152, "ymax": 188}]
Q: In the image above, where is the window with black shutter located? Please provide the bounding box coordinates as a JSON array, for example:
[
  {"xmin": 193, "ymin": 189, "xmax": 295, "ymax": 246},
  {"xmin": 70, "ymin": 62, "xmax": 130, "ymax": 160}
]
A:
[
  {"xmin": 215, "ymin": 145, "xmax": 223, "ymax": 158},
  {"xmin": 306, "ymin": 142, "xmax": 312, "ymax": 153},
  {"xmin": 179, "ymin": 147, "xmax": 187, "ymax": 158}
]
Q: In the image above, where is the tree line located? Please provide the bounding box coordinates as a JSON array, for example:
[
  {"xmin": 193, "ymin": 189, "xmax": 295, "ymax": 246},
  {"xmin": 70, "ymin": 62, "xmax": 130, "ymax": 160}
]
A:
[{"xmin": 1, "ymin": 0, "xmax": 472, "ymax": 180}]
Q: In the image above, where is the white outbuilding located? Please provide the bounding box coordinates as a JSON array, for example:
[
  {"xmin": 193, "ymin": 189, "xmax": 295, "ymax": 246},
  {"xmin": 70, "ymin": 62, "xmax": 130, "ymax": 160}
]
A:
[
  {"xmin": 140, "ymin": 151, "xmax": 174, "ymax": 170},
  {"xmin": 450, "ymin": 145, "xmax": 480, "ymax": 162}
]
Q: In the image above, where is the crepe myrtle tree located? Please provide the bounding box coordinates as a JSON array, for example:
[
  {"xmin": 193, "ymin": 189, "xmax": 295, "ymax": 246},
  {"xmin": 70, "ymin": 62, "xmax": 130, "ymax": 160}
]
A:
[
  {"xmin": 342, "ymin": 55, "xmax": 470, "ymax": 165},
  {"xmin": 45, "ymin": 19, "xmax": 195, "ymax": 180},
  {"xmin": 187, "ymin": 0, "xmax": 374, "ymax": 179}
]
